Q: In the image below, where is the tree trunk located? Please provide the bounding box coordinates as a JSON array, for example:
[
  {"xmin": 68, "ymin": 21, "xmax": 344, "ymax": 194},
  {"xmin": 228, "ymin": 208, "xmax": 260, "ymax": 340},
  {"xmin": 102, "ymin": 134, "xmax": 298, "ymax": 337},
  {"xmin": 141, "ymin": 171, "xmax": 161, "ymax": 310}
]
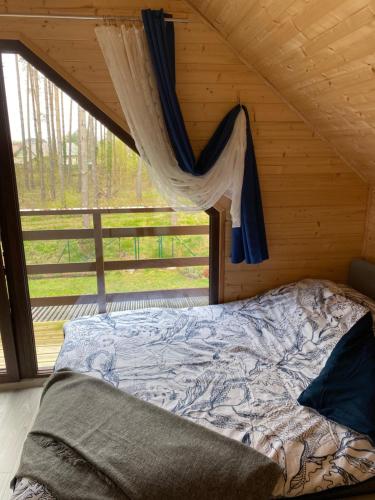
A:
[
  {"xmin": 54, "ymin": 87, "xmax": 65, "ymax": 206},
  {"xmin": 48, "ymin": 81, "xmax": 58, "ymax": 200},
  {"xmin": 100, "ymin": 124, "xmax": 105, "ymax": 197},
  {"xmin": 88, "ymin": 115, "xmax": 98, "ymax": 207},
  {"xmin": 67, "ymin": 98, "xmax": 73, "ymax": 185},
  {"xmin": 94, "ymin": 120, "xmax": 98, "ymax": 206},
  {"xmin": 26, "ymin": 65, "xmax": 34, "ymax": 189},
  {"xmin": 15, "ymin": 55, "xmax": 29, "ymax": 190},
  {"xmin": 113, "ymin": 133, "xmax": 117, "ymax": 196},
  {"xmin": 136, "ymin": 156, "xmax": 143, "ymax": 203},
  {"xmin": 78, "ymin": 107, "xmax": 89, "ymax": 227},
  {"xmin": 30, "ymin": 67, "xmax": 46, "ymax": 202},
  {"xmin": 106, "ymin": 129, "xmax": 112, "ymax": 200},
  {"xmin": 44, "ymin": 76, "xmax": 55, "ymax": 200},
  {"xmin": 60, "ymin": 90, "xmax": 66, "ymax": 169}
]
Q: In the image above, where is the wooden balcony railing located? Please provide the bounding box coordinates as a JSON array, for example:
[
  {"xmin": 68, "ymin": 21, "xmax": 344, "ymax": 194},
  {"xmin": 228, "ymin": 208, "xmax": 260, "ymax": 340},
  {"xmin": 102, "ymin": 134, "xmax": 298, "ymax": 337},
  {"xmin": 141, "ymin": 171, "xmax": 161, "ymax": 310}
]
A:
[{"xmin": 20, "ymin": 207, "xmax": 209, "ymax": 313}]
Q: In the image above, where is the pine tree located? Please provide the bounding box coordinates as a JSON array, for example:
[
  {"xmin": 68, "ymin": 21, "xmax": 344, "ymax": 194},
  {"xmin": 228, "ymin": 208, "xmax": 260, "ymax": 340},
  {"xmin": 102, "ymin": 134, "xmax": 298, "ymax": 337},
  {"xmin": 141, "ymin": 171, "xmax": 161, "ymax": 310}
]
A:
[
  {"xmin": 44, "ymin": 76, "xmax": 55, "ymax": 200},
  {"xmin": 47, "ymin": 80, "xmax": 58, "ymax": 201},
  {"xmin": 15, "ymin": 55, "xmax": 29, "ymax": 190},
  {"xmin": 30, "ymin": 67, "xmax": 46, "ymax": 202},
  {"xmin": 136, "ymin": 156, "xmax": 143, "ymax": 203},
  {"xmin": 67, "ymin": 98, "xmax": 73, "ymax": 185},
  {"xmin": 106, "ymin": 129, "xmax": 113, "ymax": 200},
  {"xmin": 88, "ymin": 115, "xmax": 98, "ymax": 207},
  {"xmin": 54, "ymin": 86, "xmax": 65, "ymax": 205},
  {"xmin": 60, "ymin": 90, "xmax": 66, "ymax": 170},
  {"xmin": 26, "ymin": 64, "xmax": 34, "ymax": 189},
  {"xmin": 78, "ymin": 107, "xmax": 89, "ymax": 226}
]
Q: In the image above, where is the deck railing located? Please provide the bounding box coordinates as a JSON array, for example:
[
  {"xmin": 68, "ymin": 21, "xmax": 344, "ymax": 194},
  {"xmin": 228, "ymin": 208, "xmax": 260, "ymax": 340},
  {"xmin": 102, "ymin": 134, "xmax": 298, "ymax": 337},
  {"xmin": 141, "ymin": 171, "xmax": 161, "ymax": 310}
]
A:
[{"xmin": 20, "ymin": 207, "xmax": 209, "ymax": 313}]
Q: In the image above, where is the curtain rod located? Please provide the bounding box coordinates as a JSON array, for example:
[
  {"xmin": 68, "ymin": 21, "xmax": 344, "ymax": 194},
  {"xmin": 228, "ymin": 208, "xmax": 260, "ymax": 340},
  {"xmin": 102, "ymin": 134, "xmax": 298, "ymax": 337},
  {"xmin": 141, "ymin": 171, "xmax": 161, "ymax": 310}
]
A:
[{"xmin": 0, "ymin": 13, "xmax": 191, "ymax": 23}]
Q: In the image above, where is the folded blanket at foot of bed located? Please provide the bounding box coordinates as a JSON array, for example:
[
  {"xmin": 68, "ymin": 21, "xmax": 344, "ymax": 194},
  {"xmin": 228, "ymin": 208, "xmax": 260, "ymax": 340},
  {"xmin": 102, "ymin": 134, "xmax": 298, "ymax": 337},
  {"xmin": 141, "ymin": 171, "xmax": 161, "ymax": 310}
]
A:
[{"xmin": 12, "ymin": 369, "xmax": 281, "ymax": 500}]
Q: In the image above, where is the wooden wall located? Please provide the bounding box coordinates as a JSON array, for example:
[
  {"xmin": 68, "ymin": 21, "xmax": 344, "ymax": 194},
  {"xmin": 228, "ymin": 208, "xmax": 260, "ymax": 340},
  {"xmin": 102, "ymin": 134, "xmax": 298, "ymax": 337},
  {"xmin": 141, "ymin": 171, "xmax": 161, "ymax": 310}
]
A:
[
  {"xmin": 0, "ymin": 0, "xmax": 368, "ymax": 301},
  {"xmin": 363, "ymin": 188, "xmax": 375, "ymax": 262},
  {"xmin": 188, "ymin": 0, "xmax": 375, "ymax": 183},
  {"xmin": 187, "ymin": 0, "xmax": 375, "ymax": 295}
]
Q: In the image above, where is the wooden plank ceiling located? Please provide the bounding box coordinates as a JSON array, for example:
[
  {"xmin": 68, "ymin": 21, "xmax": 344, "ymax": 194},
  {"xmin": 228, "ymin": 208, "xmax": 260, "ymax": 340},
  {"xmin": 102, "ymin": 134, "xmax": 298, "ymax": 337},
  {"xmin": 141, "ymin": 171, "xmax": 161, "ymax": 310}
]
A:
[{"xmin": 188, "ymin": 0, "xmax": 375, "ymax": 183}]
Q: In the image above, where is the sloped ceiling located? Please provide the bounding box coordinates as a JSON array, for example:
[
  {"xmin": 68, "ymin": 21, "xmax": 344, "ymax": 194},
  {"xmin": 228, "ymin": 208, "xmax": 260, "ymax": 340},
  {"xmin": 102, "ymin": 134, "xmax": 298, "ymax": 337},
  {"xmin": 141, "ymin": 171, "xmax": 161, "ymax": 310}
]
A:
[{"xmin": 188, "ymin": 0, "xmax": 375, "ymax": 183}]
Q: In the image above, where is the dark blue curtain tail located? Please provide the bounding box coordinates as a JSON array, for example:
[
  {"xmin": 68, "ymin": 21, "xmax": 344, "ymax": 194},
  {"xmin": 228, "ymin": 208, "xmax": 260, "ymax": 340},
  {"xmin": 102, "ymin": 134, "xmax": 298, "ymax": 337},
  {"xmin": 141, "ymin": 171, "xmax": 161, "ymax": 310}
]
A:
[
  {"xmin": 238, "ymin": 107, "xmax": 268, "ymax": 264},
  {"xmin": 231, "ymin": 228, "xmax": 245, "ymax": 264},
  {"xmin": 226, "ymin": 108, "xmax": 269, "ymax": 265},
  {"xmin": 142, "ymin": 9, "xmax": 268, "ymax": 265}
]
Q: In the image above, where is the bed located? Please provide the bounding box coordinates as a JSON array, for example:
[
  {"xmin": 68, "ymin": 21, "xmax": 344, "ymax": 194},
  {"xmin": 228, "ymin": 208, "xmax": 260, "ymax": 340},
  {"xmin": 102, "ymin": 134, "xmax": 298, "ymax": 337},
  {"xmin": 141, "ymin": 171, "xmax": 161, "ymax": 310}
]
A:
[{"xmin": 11, "ymin": 277, "xmax": 375, "ymax": 499}]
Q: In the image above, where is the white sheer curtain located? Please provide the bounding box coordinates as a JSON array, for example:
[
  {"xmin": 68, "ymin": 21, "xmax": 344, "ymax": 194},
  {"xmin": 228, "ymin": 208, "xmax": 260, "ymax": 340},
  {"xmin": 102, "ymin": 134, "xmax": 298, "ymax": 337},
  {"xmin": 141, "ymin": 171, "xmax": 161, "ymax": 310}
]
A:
[{"xmin": 96, "ymin": 25, "xmax": 247, "ymax": 227}]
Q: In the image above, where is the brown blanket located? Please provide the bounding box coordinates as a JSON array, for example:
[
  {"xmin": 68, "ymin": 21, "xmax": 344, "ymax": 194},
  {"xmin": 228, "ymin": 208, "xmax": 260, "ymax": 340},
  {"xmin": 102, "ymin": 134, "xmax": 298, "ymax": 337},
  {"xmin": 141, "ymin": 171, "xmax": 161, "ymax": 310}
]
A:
[{"xmin": 13, "ymin": 370, "xmax": 281, "ymax": 499}]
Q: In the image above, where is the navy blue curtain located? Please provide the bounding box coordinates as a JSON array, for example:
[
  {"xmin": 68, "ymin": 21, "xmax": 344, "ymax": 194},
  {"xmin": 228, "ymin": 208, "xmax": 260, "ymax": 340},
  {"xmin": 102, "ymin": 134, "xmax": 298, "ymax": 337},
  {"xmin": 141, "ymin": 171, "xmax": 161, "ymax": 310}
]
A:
[{"xmin": 142, "ymin": 9, "xmax": 268, "ymax": 264}]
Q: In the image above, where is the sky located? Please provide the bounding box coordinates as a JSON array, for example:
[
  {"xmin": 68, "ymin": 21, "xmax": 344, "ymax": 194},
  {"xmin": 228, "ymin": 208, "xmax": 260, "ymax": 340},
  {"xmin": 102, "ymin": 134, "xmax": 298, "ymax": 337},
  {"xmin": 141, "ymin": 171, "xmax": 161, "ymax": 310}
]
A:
[{"xmin": 2, "ymin": 53, "xmax": 79, "ymax": 142}]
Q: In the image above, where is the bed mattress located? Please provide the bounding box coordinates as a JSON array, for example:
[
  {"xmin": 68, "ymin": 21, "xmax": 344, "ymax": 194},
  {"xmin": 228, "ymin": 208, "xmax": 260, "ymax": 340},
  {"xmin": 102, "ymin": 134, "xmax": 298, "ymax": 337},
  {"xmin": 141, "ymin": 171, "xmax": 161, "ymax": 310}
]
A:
[{"xmin": 12, "ymin": 280, "xmax": 375, "ymax": 499}]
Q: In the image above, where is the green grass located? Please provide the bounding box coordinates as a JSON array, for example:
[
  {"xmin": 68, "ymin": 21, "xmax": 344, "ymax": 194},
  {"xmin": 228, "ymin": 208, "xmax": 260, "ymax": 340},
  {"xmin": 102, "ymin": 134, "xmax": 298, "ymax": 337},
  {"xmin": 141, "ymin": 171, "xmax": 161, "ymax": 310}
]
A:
[
  {"xmin": 25, "ymin": 224, "xmax": 210, "ymax": 298},
  {"xmin": 15, "ymin": 144, "xmax": 210, "ymax": 299},
  {"xmin": 22, "ymin": 211, "xmax": 210, "ymax": 299},
  {"xmin": 28, "ymin": 267, "xmax": 209, "ymax": 297},
  {"xmin": 24, "ymin": 235, "xmax": 209, "ymax": 266}
]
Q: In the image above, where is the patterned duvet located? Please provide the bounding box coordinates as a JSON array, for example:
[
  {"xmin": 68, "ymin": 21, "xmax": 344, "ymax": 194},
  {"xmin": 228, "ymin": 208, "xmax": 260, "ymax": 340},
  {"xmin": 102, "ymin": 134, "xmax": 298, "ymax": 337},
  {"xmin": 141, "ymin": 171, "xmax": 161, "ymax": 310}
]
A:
[{"xmin": 12, "ymin": 280, "xmax": 375, "ymax": 499}]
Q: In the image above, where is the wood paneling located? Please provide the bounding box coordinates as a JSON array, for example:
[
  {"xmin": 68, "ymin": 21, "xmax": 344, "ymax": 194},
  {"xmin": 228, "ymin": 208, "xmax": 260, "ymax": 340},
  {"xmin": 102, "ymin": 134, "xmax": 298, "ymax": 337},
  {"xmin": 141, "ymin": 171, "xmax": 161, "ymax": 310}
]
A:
[
  {"xmin": 363, "ymin": 186, "xmax": 375, "ymax": 261},
  {"xmin": 188, "ymin": 0, "xmax": 375, "ymax": 184},
  {"xmin": 0, "ymin": 0, "xmax": 368, "ymax": 301}
]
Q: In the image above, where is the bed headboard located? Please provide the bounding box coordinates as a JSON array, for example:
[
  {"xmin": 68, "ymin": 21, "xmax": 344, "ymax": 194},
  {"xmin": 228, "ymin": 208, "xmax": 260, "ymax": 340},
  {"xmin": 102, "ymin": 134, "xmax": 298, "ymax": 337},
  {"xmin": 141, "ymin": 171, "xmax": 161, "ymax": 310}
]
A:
[{"xmin": 348, "ymin": 259, "xmax": 375, "ymax": 300}]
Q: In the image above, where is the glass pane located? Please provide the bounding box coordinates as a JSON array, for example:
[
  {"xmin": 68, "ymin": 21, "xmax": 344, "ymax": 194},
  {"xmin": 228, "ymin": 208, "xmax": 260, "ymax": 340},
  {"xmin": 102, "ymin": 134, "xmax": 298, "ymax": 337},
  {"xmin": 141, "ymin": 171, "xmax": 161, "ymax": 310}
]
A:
[
  {"xmin": 105, "ymin": 267, "xmax": 209, "ymax": 293},
  {"xmin": 29, "ymin": 272, "xmax": 97, "ymax": 298},
  {"xmin": 103, "ymin": 235, "xmax": 209, "ymax": 261},
  {"xmin": 24, "ymin": 239, "xmax": 95, "ymax": 265},
  {"xmin": 3, "ymin": 52, "xmax": 210, "ymax": 372}
]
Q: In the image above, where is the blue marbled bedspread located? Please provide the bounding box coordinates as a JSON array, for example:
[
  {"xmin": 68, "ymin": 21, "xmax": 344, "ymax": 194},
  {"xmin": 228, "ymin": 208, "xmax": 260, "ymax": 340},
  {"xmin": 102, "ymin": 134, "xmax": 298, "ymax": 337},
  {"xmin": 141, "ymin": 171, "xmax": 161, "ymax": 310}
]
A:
[{"xmin": 12, "ymin": 280, "xmax": 375, "ymax": 498}]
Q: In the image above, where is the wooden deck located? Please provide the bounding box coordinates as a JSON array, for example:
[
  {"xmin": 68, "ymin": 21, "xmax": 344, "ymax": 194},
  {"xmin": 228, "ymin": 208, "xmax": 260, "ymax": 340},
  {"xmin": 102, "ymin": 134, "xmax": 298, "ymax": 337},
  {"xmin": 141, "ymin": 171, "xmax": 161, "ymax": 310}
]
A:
[
  {"xmin": 32, "ymin": 295, "xmax": 209, "ymax": 322},
  {"xmin": 0, "ymin": 322, "xmax": 64, "ymax": 371},
  {"xmin": 34, "ymin": 321, "xmax": 65, "ymax": 369},
  {"xmin": 0, "ymin": 296, "xmax": 209, "ymax": 371}
]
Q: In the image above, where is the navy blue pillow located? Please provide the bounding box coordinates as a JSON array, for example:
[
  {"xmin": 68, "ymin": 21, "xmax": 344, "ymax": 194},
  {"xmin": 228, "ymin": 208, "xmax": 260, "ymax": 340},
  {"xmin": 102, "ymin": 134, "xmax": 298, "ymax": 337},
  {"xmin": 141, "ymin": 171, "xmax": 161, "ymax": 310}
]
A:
[{"xmin": 298, "ymin": 311, "xmax": 375, "ymax": 444}]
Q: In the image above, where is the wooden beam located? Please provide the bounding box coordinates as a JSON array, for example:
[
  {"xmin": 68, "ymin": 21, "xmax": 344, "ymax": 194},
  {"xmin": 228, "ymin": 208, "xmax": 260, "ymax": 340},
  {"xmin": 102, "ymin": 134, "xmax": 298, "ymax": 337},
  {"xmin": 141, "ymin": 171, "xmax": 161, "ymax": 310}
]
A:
[
  {"xmin": 23, "ymin": 225, "xmax": 209, "ymax": 241},
  {"xmin": 27, "ymin": 262, "xmax": 96, "ymax": 274},
  {"xmin": 20, "ymin": 207, "xmax": 174, "ymax": 216},
  {"xmin": 27, "ymin": 256, "xmax": 209, "ymax": 275},
  {"xmin": 23, "ymin": 229, "xmax": 94, "ymax": 240},
  {"xmin": 102, "ymin": 226, "xmax": 209, "ymax": 238},
  {"xmin": 105, "ymin": 257, "xmax": 209, "ymax": 271},
  {"xmin": 93, "ymin": 212, "xmax": 106, "ymax": 314}
]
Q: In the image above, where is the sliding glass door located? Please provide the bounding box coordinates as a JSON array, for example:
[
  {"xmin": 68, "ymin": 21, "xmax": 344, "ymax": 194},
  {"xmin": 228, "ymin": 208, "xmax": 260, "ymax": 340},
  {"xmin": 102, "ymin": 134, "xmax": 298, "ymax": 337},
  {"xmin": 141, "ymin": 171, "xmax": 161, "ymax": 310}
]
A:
[{"xmin": 0, "ymin": 48, "xmax": 36, "ymax": 380}]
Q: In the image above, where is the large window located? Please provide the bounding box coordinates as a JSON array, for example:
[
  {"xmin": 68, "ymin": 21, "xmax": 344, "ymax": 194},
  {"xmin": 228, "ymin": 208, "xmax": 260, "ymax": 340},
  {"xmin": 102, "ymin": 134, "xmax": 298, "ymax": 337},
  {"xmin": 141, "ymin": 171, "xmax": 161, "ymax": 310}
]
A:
[{"xmin": 0, "ymin": 44, "xmax": 218, "ymax": 377}]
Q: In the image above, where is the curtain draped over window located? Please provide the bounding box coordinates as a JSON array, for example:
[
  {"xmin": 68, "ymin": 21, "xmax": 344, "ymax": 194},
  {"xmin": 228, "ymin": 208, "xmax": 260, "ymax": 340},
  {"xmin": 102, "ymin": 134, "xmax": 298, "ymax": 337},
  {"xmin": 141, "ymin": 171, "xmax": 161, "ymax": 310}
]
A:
[{"xmin": 96, "ymin": 10, "xmax": 268, "ymax": 264}]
